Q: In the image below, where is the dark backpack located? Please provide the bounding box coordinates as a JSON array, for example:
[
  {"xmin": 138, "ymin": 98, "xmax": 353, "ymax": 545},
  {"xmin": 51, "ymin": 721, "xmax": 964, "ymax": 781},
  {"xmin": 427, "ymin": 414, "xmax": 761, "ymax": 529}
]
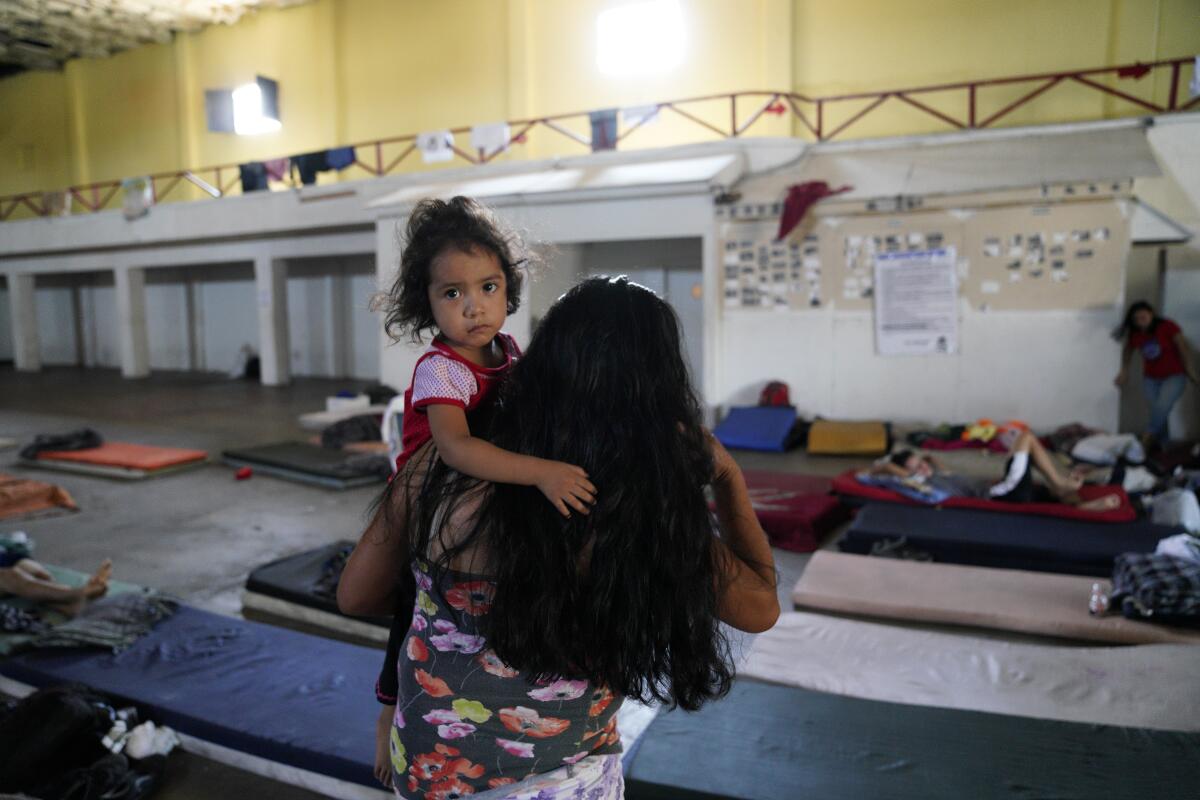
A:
[{"xmin": 0, "ymin": 685, "xmax": 114, "ymax": 792}]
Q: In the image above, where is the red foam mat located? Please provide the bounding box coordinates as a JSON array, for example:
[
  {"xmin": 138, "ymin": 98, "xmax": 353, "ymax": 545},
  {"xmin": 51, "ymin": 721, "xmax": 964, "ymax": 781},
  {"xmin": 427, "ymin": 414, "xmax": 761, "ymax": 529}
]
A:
[
  {"xmin": 36, "ymin": 442, "xmax": 208, "ymax": 471},
  {"xmin": 734, "ymin": 471, "xmax": 850, "ymax": 553},
  {"xmin": 831, "ymin": 470, "xmax": 1136, "ymax": 523}
]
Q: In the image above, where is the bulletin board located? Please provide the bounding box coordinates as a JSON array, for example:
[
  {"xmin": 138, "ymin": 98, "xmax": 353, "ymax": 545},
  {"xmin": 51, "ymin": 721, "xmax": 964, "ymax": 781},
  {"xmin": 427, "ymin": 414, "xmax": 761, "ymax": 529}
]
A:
[
  {"xmin": 816, "ymin": 210, "xmax": 965, "ymax": 311},
  {"xmin": 960, "ymin": 200, "xmax": 1128, "ymax": 310},
  {"xmin": 720, "ymin": 218, "xmax": 828, "ymax": 311},
  {"xmin": 717, "ymin": 197, "xmax": 1127, "ymax": 313}
]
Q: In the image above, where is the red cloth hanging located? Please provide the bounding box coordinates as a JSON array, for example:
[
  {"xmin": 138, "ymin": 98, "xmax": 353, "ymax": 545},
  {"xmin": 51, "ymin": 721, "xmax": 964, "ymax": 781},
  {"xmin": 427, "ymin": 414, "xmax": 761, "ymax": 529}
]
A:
[{"xmin": 776, "ymin": 181, "xmax": 852, "ymax": 241}]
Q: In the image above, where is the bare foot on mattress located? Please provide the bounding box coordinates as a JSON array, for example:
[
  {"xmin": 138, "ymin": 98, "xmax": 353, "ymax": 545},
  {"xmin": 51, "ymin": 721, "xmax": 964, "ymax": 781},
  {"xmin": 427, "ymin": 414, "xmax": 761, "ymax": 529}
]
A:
[
  {"xmin": 1052, "ymin": 475, "xmax": 1084, "ymax": 498},
  {"xmin": 46, "ymin": 560, "xmax": 112, "ymax": 617},
  {"xmin": 83, "ymin": 559, "xmax": 113, "ymax": 599},
  {"xmin": 1077, "ymin": 494, "xmax": 1121, "ymax": 513}
]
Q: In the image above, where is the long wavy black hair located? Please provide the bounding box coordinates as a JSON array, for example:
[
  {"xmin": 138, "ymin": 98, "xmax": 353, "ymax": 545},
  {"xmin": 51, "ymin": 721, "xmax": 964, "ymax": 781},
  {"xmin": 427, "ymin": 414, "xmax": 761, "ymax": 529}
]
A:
[
  {"xmin": 1112, "ymin": 299, "xmax": 1160, "ymax": 341},
  {"xmin": 384, "ymin": 276, "xmax": 733, "ymax": 711}
]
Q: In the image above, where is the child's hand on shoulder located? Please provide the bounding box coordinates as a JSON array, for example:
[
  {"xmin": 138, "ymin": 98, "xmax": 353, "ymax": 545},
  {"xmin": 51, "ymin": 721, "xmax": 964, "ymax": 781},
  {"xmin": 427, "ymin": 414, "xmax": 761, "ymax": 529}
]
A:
[{"xmin": 536, "ymin": 461, "xmax": 597, "ymax": 517}]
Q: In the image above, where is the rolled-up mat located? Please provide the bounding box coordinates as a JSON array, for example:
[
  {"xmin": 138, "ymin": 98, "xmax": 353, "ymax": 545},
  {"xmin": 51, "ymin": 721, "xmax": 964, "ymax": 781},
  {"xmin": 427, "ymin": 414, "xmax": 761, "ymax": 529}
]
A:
[
  {"xmin": 740, "ymin": 612, "xmax": 1200, "ymax": 730},
  {"xmin": 624, "ymin": 680, "xmax": 1200, "ymax": 800},
  {"xmin": 792, "ymin": 551, "xmax": 1200, "ymax": 644},
  {"xmin": 838, "ymin": 502, "xmax": 1173, "ymax": 576}
]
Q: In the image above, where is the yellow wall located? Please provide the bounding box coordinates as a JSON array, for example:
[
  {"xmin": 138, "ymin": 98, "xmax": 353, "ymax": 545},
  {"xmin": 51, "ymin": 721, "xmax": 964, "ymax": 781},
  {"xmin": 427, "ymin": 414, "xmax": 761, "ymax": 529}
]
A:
[
  {"xmin": 0, "ymin": 69, "xmax": 72, "ymax": 197},
  {"xmin": 791, "ymin": 0, "xmax": 1197, "ymax": 139},
  {"xmin": 0, "ymin": 0, "xmax": 1196, "ymax": 208}
]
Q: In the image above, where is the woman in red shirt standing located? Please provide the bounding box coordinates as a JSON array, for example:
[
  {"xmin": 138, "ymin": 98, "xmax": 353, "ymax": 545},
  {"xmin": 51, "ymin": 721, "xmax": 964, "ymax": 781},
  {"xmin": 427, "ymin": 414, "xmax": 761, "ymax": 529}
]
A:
[{"xmin": 1114, "ymin": 300, "xmax": 1199, "ymax": 446}]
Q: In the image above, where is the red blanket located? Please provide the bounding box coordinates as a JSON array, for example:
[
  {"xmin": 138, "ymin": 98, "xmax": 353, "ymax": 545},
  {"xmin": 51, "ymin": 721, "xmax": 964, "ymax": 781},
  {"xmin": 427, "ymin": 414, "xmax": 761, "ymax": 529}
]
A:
[
  {"xmin": 721, "ymin": 471, "xmax": 850, "ymax": 552},
  {"xmin": 831, "ymin": 469, "xmax": 1136, "ymax": 523}
]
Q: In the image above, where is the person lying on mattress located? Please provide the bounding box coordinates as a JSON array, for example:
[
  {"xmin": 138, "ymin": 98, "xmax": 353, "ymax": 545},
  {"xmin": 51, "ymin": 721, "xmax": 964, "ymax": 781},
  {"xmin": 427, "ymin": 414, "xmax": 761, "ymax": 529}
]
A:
[
  {"xmin": 339, "ymin": 277, "xmax": 780, "ymax": 799},
  {"xmin": 870, "ymin": 430, "xmax": 1120, "ymax": 512},
  {"xmin": 0, "ymin": 535, "xmax": 111, "ymax": 616}
]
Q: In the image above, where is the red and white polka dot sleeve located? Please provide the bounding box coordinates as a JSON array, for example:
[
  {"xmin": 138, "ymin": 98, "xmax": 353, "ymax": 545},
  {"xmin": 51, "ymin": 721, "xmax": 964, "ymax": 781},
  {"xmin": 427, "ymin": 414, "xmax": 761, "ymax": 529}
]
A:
[{"xmin": 411, "ymin": 355, "xmax": 477, "ymax": 409}]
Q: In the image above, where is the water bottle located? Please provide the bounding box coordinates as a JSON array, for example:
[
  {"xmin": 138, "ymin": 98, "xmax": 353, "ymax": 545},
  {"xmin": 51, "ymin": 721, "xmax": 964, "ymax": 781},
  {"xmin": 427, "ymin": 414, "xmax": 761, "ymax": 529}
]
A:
[{"xmin": 1088, "ymin": 583, "xmax": 1110, "ymax": 616}]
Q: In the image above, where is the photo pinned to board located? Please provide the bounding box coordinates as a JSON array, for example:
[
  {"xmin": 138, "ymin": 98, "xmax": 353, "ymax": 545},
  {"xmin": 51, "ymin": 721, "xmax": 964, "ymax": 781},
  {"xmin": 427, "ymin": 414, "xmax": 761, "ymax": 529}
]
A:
[{"xmin": 721, "ymin": 220, "xmax": 824, "ymax": 311}]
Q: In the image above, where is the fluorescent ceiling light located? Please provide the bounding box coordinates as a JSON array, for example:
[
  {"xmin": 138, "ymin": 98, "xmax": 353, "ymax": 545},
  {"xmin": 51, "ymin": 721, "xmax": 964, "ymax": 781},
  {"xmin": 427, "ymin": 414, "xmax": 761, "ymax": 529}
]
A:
[
  {"xmin": 597, "ymin": 0, "xmax": 685, "ymax": 77},
  {"xmin": 232, "ymin": 81, "xmax": 280, "ymax": 136}
]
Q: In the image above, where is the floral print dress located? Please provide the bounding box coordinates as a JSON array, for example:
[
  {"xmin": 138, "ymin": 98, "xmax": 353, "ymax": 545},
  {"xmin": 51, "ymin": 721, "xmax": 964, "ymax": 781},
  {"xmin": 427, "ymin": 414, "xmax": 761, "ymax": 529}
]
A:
[{"xmin": 390, "ymin": 560, "xmax": 623, "ymax": 799}]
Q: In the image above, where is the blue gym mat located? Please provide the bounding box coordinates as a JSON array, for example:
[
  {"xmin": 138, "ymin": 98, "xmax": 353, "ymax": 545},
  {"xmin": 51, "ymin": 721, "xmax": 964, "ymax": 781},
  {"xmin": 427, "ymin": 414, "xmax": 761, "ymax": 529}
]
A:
[
  {"xmin": 713, "ymin": 407, "xmax": 798, "ymax": 452},
  {"xmin": 0, "ymin": 604, "xmax": 381, "ymax": 787}
]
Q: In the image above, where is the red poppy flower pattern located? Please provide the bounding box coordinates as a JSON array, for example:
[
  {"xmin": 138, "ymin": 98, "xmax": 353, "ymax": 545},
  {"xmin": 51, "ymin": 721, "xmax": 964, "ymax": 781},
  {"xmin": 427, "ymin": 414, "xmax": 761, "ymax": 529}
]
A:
[
  {"xmin": 444, "ymin": 580, "xmax": 495, "ymax": 616},
  {"xmin": 391, "ymin": 561, "xmax": 624, "ymax": 798}
]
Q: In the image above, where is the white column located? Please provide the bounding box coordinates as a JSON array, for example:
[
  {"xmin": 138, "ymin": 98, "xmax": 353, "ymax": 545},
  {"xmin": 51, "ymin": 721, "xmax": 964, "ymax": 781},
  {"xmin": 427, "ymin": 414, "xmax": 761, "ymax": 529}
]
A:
[
  {"xmin": 329, "ymin": 267, "xmax": 350, "ymax": 378},
  {"xmin": 8, "ymin": 273, "xmax": 41, "ymax": 372},
  {"xmin": 254, "ymin": 255, "xmax": 290, "ymax": 386},
  {"xmin": 114, "ymin": 267, "xmax": 150, "ymax": 378}
]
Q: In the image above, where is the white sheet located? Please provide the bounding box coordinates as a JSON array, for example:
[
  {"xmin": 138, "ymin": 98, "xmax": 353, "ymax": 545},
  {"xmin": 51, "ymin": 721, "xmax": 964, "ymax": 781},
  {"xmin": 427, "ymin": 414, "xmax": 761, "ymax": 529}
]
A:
[{"xmin": 740, "ymin": 612, "xmax": 1200, "ymax": 731}]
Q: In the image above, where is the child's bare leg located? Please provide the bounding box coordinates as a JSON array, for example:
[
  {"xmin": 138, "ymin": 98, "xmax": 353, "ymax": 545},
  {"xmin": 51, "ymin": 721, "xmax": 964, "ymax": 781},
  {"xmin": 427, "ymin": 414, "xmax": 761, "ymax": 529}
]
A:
[
  {"xmin": 1010, "ymin": 431, "xmax": 1078, "ymax": 494},
  {"xmin": 0, "ymin": 559, "xmax": 111, "ymax": 616},
  {"xmin": 374, "ymin": 704, "xmax": 395, "ymax": 788}
]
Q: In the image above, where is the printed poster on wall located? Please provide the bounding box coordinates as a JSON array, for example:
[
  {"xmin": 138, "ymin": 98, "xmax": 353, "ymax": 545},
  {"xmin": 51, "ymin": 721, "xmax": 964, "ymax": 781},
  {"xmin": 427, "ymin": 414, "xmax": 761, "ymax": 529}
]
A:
[{"xmin": 874, "ymin": 247, "xmax": 959, "ymax": 356}]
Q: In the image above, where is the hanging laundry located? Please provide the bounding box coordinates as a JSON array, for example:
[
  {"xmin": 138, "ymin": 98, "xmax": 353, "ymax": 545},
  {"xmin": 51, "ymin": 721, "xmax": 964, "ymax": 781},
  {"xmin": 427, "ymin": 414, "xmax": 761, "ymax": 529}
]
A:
[
  {"xmin": 41, "ymin": 190, "xmax": 70, "ymax": 216},
  {"xmin": 776, "ymin": 181, "xmax": 852, "ymax": 240},
  {"xmin": 589, "ymin": 108, "xmax": 618, "ymax": 151},
  {"xmin": 120, "ymin": 176, "xmax": 152, "ymax": 221},
  {"xmin": 290, "ymin": 151, "xmax": 329, "ymax": 185},
  {"xmin": 325, "ymin": 146, "xmax": 356, "ymax": 171},
  {"xmin": 262, "ymin": 157, "xmax": 289, "ymax": 182},
  {"xmin": 416, "ymin": 130, "xmax": 455, "ymax": 163},
  {"xmin": 238, "ymin": 162, "xmax": 268, "ymax": 192},
  {"xmin": 621, "ymin": 104, "xmax": 660, "ymax": 127},
  {"xmin": 470, "ymin": 122, "xmax": 511, "ymax": 158}
]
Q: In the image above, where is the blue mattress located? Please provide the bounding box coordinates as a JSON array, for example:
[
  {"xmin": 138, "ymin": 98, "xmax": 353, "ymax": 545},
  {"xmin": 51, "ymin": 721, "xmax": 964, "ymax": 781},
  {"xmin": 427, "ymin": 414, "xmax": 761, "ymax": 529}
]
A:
[
  {"xmin": 624, "ymin": 680, "xmax": 1199, "ymax": 800},
  {"xmin": 713, "ymin": 407, "xmax": 798, "ymax": 452},
  {"xmin": 0, "ymin": 605, "xmax": 380, "ymax": 787},
  {"xmin": 838, "ymin": 503, "xmax": 1177, "ymax": 576}
]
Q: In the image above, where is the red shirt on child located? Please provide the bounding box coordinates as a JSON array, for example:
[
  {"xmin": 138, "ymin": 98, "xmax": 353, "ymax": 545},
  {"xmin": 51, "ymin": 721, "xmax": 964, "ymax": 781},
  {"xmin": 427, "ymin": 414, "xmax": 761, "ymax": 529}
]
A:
[
  {"xmin": 1130, "ymin": 319, "xmax": 1185, "ymax": 380},
  {"xmin": 395, "ymin": 333, "xmax": 520, "ymax": 471}
]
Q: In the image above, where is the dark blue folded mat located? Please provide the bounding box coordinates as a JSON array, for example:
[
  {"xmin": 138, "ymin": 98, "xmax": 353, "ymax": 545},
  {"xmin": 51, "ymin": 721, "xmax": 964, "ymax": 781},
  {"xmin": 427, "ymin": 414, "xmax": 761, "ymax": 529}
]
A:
[
  {"xmin": 0, "ymin": 605, "xmax": 380, "ymax": 787},
  {"xmin": 713, "ymin": 407, "xmax": 798, "ymax": 452},
  {"xmin": 838, "ymin": 503, "xmax": 1178, "ymax": 576},
  {"xmin": 624, "ymin": 680, "xmax": 1200, "ymax": 800}
]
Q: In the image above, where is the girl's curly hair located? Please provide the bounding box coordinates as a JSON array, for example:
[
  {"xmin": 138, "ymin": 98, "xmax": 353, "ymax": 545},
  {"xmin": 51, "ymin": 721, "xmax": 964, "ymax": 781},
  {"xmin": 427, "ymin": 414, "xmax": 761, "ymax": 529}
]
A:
[{"xmin": 380, "ymin": 196, "xmax": 527, "ymax": 343}]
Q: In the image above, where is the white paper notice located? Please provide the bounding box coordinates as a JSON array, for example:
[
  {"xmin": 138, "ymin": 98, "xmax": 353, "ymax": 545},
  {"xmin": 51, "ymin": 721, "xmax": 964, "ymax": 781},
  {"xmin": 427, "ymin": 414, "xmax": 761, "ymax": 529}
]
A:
[
  {"xmin": 874, "ymin": 247, "xmax": 959, "ymax": 357},
  {"xmin": 470, "ymin": 122, "xmax": 511, "ymax": 157},
  {"xmin": 416, "ymin": 130, "xmax": 455, "ymax": 163}
]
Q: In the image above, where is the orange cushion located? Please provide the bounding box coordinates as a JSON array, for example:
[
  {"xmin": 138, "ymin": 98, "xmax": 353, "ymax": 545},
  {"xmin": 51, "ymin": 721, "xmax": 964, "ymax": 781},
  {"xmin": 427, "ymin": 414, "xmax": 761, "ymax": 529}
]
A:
[
  {"xmin": 36, "ymin": 442, "xmax": 208, "ymax": 471},
  {"xmin": 0, "ymin": 473, "xmax": 76, "ymax": 519}
]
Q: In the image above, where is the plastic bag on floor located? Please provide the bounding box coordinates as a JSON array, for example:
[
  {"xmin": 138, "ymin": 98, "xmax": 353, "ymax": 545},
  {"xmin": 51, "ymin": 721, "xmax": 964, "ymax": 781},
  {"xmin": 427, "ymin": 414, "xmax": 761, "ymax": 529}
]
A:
[{"xmin": 1149, "ymin": 488, "xmax": 1200, "ymax": 533}]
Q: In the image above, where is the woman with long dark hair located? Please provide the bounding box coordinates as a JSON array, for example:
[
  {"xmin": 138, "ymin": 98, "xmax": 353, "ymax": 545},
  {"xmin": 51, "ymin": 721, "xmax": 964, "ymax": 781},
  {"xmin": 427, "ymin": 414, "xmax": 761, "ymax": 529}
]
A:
[
  {"xmin": 339, "ymin": 277, "xmax": 778, "ymax": 798},
  {"xmin": 1113, "ymin": 300, "xmax": 1198, "ymax": 446}
]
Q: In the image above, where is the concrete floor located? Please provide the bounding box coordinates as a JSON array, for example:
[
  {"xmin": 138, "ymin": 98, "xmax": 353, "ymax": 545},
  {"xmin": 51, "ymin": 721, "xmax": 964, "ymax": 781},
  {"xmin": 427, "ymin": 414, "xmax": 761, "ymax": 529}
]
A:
[{"xmin": 0, "ymin": 366, "xmax": 1000, "ymax": 797}]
